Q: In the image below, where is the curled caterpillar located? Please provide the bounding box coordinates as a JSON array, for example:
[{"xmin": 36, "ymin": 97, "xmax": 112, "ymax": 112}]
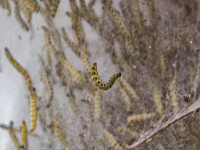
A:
[
  {"xmin": 21, "ymin": 121, "xmax": 28, "ymax": 150},
  {"xmin": 92, "ymin": 62, "xmax": 121, "ymax": 90}
]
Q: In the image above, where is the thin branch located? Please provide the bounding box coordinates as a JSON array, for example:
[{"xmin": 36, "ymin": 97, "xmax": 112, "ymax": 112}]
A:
[{"xmin": 127, "ymin": 99, "xmax": 200, "ymax": 150}]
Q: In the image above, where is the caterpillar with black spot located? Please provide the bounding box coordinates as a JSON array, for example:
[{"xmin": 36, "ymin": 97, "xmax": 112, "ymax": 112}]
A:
[
  {"xmin": 91, "ymin": 62, "xmax": 121, "ymax": 90},
  {"xmin": 21, "ymin": 121, "xmax": 28, "ymax": 150},
  {"xmin": 5, "ymin": 48, "xmax": 37, "ymax": 132},
  {"xmin": 8, "ymin": 121, "xmax": 21, "ymax": 150}
]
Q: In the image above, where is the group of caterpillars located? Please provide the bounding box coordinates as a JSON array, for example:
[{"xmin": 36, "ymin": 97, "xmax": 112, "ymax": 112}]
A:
[
  {"xmin": 4, "ymin": 48, "xmax": 37, "ymax": 149},
  {"xmin": 3, "ymin": 121, "xmax": 28, "ymax": 150},
  {"xmin": 3, "ymin": 0, "xmax": 195, "ymax": 149},
  {"xmin": 0, "ymin": 0, "xmax": 61, "ymax": 31}
]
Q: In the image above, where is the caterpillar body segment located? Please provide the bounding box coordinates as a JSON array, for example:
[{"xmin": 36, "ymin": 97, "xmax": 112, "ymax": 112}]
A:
[
  {"xmin": 51, "ymin": 0, "xmax": 60, "ymax": 18},
  {"xmin": 92, "ymin": 63, "xmax": 121, "ymax": 90},
  {"xmin": 8, "ymin": 123, "xmax": 21, "ymax": 150},
  {"xmin": 21, "ymin": 121, "xmax": 28, "ymax": 150},
  {"xmin": 30, "ymin": 87, "xmax": 37, "ymax": 132}
]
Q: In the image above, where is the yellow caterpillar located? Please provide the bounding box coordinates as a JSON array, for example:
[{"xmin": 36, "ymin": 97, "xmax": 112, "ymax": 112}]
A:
[
  {"xmin": 21, "ymin": 121, "xmax": 28, "ymax": 150},
  {"xmin": 5, "ymin": 48, "xmax": 37, "ymax": 132},
  {"xmin": 8, "ymin": 122, "xmax": 21, "ymax": 150},
  {"xmin": 53, "ymin": 122, "xmax": 66, "ymax": 143},
  {"xmin": 51, "ymin": 0, "xmax": 60, "ymax": 18},
  {"xmin": 92, "ymin": 62, "xmax": 121, "ymax": 90},
  {"xmin": 30, "ymin": 87, "xmax": 37, "ymax": 132}
]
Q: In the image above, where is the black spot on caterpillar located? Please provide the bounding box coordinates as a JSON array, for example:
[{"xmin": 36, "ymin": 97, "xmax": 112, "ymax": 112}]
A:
[{"xmin": 91, "ymin": 62, "xmax": 121, "ymax": 90}]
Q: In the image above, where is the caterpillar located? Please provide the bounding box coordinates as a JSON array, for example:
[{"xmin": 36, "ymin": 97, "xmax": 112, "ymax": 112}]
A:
[
  {"xmin": 117, "ymin": 82, "xmax": 131, "ymax": 113},
  {"xmin": 5, "ymin": 48, "xmax": 37, "ymax": 132},
  {"xmin": 8, "ymin": 122, "xmax": 21, "ymax": 150},
  {"xmin": 92, "ymin": 62, "xmax": 121, "ymax": 90},
  {"xmin": 14, "ymin": 0, "xmax": 29, "ymax": 31},
  {"xmin": 105, "ymin": 131, "xmax": 123, "ymax": 150},
  {"xmin": 153, "ymin": 84, "xmax": 164, "ymax": 116},
  {"xmin": 51, "ymin": 0, "xmax": 60, "ymax": 18},
  {"xmin": 62, "ymin": 27, "xmax": 81, "ymax": 57},
  {"xmin": 116, "ymin": 126, "xmax": 138, "ymax": 138},
  {"xmin": 52, "ymin": 46, "xmax": 84, "ymax": 82},
  {"xmin": 0, "ymin": 0, "xmax": 11, "ymax": 15},
  {"xmin": 21, "ymin": 121, "xmax": 28, "ymax": 150},
  {"xmin": 30, "ymin": 87, "xmax": 37, "ymax": 132},
  {"xmin": 94, "ymin": 90, "xmax": 102, "ymax": 119},
  {"xmin": 17, "ymin": 0, "xmax": 32, "ymax": 23},
  {"xmin": 169, "ymin": 79, "xmax": 179, "ymax": 113},
  {"xmin": 119, "ymin": 77, "xmax": 139, "ymax": 100},
  {"xmin": 81, "ymin": 45, "xmax": 91, "ymax": 74},
  {"xmin": 127, "ymin": 112, "xmax": 156, "ymax": 123},
  {"xmin": 53, "ymin": 122, "xmax": 66, "ymax": 143}
]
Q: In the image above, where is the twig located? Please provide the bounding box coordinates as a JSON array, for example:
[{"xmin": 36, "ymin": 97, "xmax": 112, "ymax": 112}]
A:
[{"xmin": 127, "ymin": 99, "xmax": 200, "ymax": 150}]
